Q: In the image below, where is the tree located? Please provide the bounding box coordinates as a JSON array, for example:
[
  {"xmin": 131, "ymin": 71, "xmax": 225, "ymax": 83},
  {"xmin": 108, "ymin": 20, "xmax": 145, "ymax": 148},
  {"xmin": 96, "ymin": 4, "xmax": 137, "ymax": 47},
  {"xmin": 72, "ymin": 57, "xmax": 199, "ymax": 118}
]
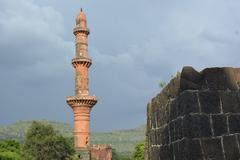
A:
[
  {"xmin": 133, "ymin": 141, "xmax": 145, "ymax": 160},
  {"xmin": 0, "ymin": 140, "xmax": 21, "ymax": 160},
  {"xmin": 22, "ymin": 121, "xmax": 74, "ymax": 160}
]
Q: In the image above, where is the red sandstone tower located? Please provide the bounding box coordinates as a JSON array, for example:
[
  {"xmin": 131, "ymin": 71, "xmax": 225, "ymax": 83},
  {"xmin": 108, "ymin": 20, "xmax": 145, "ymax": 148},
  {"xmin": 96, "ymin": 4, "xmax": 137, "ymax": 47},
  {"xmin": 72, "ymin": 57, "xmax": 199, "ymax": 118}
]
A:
[{"xmin": 67, "ymin": 9, "xmax": 97, "ymax": 159}]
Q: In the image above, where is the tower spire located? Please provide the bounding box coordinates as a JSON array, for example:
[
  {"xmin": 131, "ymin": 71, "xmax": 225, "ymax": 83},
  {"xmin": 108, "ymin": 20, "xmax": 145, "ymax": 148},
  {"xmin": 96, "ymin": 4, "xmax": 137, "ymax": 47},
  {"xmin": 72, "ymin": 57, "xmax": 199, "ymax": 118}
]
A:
[{"xmin": 67, "ymin": 10, "xmax": 97, "ymax": 159}]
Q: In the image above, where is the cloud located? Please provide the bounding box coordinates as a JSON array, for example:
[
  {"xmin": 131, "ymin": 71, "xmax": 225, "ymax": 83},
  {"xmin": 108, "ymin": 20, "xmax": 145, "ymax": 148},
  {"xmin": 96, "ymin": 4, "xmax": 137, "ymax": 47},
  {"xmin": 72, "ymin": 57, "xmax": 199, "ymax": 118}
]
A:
[
  {"xmin": 88, "ymin": 0, "xmax": 240, "ymax": 130},
  {"xmin": 0, "ymin": 0, "xmax": 74, "ymax": 126},
  {"xmin": 0, "ymin": 0, "xmax": 72, "ymax": 69},
  {"xmin": 1, "ymin": 0, "xmax": 240, "ymax": 131}
]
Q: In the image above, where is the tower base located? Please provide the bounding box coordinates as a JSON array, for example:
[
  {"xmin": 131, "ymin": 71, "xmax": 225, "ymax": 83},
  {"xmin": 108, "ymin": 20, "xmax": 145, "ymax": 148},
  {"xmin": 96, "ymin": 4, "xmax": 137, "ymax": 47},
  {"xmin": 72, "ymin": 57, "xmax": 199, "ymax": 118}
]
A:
[
  {"xmin": 76, "ymin": 148, "xmax": 91, "ymax": 160},
  {"xmin": 91, "ymin": 145, "xmax": 112, "ymax": 160}
]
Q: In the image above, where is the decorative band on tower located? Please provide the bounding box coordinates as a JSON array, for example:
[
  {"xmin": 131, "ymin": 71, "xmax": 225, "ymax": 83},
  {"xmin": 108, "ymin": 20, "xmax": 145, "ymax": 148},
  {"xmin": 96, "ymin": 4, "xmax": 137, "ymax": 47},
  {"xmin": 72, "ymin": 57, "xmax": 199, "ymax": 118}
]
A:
[{"xmin": 66, "ymin": 9, "xmax": 97, "ymax": 153}]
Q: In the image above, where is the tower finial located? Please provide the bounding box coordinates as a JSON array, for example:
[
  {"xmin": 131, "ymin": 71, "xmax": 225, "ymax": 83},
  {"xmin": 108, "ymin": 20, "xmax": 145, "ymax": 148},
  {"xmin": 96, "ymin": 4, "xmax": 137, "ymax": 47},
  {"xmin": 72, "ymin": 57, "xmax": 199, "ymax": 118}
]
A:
[{"xmin": 81, "ymin": 8, "xmax": 83, "ymax": 12}]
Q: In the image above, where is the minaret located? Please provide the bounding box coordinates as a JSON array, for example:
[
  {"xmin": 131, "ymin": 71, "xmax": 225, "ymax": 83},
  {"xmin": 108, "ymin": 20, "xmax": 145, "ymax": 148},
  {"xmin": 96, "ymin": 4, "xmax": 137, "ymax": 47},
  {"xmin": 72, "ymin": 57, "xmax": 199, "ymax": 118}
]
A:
[{"xmin": 67, "ymin": 9, "xmax": 97, "ymax": 159}]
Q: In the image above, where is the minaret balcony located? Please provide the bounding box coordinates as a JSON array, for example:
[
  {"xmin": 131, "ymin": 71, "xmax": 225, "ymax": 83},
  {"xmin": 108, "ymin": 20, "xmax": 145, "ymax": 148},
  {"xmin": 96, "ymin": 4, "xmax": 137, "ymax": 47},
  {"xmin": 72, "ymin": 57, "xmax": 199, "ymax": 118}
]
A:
[
  {"xmin": 73, "ymin": 26, "xmax": 90, "ymax": 35},
  {"xmin": 72, "ymin": 57, "xmax": 92, "ymax": 68},
  {"xmin": 66, "ymin": 95, "xmax": 98, "ymax": 108}
]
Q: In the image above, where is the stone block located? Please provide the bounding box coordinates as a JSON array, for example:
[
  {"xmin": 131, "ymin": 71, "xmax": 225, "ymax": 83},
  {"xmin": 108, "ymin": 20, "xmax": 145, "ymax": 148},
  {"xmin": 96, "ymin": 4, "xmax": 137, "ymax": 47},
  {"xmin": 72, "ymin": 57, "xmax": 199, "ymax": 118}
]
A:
[
  {"xmin": 221, "ymin": 91, "xmax": 240, "ymax": 113},
  {"xmin": 183, "ymin": 115, "xmax": 199, "ymax": 138},
  {"xmin": 177, "ymin": 139, "xmax": 203, "ymax": 160},
  {"xmin": 159, "ymin": 106, "xmax": 168, "ymax": 127},
  {"xmin": 147, "ymin": 103, "xmax": 152, "ymax": 130},
  {"xmin": 179, "ymin": 67, "xmax": 240, "ymax": 91},
  {"xmin": 159, "ymin": 109, "xmax": 164, "ymax": 128},
  {"xmin": 150, "ymin": 130, "xmax": 156, "ymax": 145},
  {"xmin": 169, "ymin": 144, "xmax": 174, "ymax": 160},
  {"xmin": 175, "ymin": 118, "xmax": 183, "ymax": 140},
  {"xmin": 156, "ymin": 93, "xmax": 169, "ymax": 112},
  {"xmin": 201, "ymin": 138, "xmax": 224, "ymax": 160},
  {"xmin": 155, "ymin": 129, "xmax": 159, "ymax": 145},
  {"xmin": 173, "ymin": 121, "xmax": 179, "ymax": 142},
  {"xmin": 169, "ymin": 121, "xmax": 175, "ymax": 143},
  {"xmin": 157, "ymin": 108, "xmax": 162, "ymax": 127},
  {"xmin": 199, "ymin": 115, "xmax": 212, "ymax": 137},
  {"xmin": 165, "ymin": 75, "xmax": 181, "ymax": 98},
  {"xmin": 178, "ymin": 91, "xmax": 199, "ymax": 116},
  {"xmin": 177, "ymin": 140, "xmax": 187, "ymax": 160},
  {"xmin": 161, "ymin": 125, "xmax": 169, "ymax": 145},
  {"xmin": 183, "ymin": 115, "xmax": 211, "ymax": 138},
  {"xmin": 201, "ymin": 67, "xmax": 239, "ymax": 90},
  {"xmin": 166, "ymin": 102, "xmax": 170, "ymax": 123},
  {"xmin": 159, "ymin": 145, "xmax": 169, "ymax": 160},
  {"xmin": 198, "ymin": 91, "xmax": 221, "ymax": 114},
  {"xmin": 150, "ymin": 117, "xmax": 154, "ymax": 130},
  {"xmin": 170, "ymin": 99, "xmax": 179, "ymax": 120},
  {"xmin": 212, "ymin": 114, "xmax": 227, "ymax": 136},
  {"xmin": 223, "ymin": 135, "xmax": 240, "ymax": 160},
  {"xmin": 153, "ymin": 130, "xmax": 157, "ymax": 145},
  {"xmin": 156, "ymin": 128, "xmax": 161, "ymax": 145},
  {"xmin": 237, "ymin": 135, "xmax": 240, "ymax": 151},
  {"xmin": 228, "ymin": 114, "xmax": 240, "ymax": 134},
  {"xmin": 187, "ymin": 139, "xmax": 203, "ymax": 160},
  {"xmin": 150, "ymin": 147, "xmax": 157, "ymax": 160},
  {"xmin": 151, "ymin": 109, "xmax": 158, "ymax": 129},
  {"xmin": 155, "ymin": 147, "xmax": 160, "ymax": 160},
  {"xmin": 180, "ymin": 66, "xmax": 203, "ymax": 91},
  {"xmin": 153, "ymin": 112, "xmax": 157, "ymax": 129},
  {"xmin": 173, "ymin": 142, "xmax": 180, "ymax": 160},
  {"xmin": 151, "ymin": 97, "xmax": 160, "ymax": 109},
  {"xmin": 148, "ymin": 147, "xmax": 153, "ymax": 159}
]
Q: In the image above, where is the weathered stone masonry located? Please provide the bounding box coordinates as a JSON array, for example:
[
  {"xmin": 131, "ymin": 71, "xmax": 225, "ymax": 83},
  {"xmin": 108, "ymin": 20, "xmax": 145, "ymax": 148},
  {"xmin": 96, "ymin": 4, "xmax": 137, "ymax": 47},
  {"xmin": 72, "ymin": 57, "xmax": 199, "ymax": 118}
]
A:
[{"xmin": 146, "ymin": 67, "xmax": 240, "ymax": 160}]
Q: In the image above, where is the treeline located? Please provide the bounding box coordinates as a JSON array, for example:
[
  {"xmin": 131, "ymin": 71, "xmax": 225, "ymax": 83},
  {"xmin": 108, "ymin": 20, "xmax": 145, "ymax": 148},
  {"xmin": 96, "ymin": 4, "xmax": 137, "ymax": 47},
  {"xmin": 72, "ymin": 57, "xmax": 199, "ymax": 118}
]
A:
[
  {"xmin": 0, "ymin": 121, "xmax": 74, "ymax": 160},
  {"xmin": 0, "ymin": 121, "xmax": 145, "ymax": 160},
  {"xmin": 0, "ymin": 121, "xmax": 145, "ymax": 156}
]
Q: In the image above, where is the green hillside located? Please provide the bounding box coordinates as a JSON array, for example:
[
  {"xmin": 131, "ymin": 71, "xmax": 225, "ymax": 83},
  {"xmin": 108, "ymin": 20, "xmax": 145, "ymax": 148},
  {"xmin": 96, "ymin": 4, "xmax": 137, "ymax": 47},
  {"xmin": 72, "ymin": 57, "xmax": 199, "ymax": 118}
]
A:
[
  {"xmin": 91, "ymin": 125, "xmax": 145, "ymax": 156},
  {"xmin": 0, "ymin": 121, "xmax": 145, "ymax": 156}
]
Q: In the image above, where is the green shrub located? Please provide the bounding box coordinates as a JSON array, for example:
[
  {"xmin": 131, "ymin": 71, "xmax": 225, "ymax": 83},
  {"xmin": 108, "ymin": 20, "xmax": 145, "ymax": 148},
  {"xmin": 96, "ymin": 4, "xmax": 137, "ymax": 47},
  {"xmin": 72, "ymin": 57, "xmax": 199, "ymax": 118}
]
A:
[
  {"xmin": 0, "ymin": 140, "xmax": 21, "ymax": 160},
  {"xmin": 133, "ymin": 141, "xmax": 145, "ymax": 160}
]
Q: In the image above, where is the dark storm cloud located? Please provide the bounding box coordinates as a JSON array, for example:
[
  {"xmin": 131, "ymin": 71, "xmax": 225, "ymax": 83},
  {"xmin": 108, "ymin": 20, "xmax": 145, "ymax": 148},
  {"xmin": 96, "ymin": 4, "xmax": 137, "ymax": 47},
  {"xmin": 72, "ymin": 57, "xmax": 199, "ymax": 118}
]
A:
[
  {"xmin": 1, "ymin": 0, "xmax": 240, "ymax": 131},
  {"xmin": 0, "ymin": 0, "xmax": 74, "ymax": 126},
  {"xmin": 0, "ymin": 0, "xmax": 70, "ymax": 69}
]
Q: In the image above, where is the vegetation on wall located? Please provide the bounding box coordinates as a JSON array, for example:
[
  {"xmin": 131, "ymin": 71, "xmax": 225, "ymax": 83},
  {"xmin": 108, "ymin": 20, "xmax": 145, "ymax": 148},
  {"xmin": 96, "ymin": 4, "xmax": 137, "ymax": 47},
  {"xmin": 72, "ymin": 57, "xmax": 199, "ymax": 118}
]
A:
[{"xmin": 159, "ymin": 82, "xmax": 166, "ymax": 89}]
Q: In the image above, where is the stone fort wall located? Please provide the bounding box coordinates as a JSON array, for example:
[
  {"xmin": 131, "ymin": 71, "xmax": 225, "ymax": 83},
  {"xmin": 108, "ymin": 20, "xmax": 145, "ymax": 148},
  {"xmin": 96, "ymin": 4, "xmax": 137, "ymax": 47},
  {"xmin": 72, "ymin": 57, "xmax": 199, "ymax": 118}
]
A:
[{"xmin": 146, "ymin": 67, "xmax": 240, "ymax": 160}]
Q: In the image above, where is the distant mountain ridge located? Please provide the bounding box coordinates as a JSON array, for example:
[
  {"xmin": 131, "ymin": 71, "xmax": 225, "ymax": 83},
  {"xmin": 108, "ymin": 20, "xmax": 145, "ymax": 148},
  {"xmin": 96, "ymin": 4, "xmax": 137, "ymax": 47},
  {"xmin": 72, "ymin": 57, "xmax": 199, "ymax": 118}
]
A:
[{"xmin": 0, "ymin": 120, "xmax": 145, "ymax": 156}]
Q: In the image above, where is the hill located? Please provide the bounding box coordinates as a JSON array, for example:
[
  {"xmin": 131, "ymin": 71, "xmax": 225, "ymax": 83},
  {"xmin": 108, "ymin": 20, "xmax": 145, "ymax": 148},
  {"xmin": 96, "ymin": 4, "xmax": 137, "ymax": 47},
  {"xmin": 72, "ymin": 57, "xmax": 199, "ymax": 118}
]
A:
[
  {"xmin": 91, "ymin": 125, "xmax": 146, "ymax": 156},
  {"xmin": 0, "ymin": 120, "xmax": 145, "ymax": 156}
]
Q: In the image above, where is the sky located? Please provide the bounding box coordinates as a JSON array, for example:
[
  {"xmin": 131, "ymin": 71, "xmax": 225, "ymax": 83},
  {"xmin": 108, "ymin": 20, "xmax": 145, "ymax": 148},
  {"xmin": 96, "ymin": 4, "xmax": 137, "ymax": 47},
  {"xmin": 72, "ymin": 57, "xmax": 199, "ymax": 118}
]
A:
[{"xmin": 1, "ymin": 0, "xmax": 240, "ymax": 132}]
